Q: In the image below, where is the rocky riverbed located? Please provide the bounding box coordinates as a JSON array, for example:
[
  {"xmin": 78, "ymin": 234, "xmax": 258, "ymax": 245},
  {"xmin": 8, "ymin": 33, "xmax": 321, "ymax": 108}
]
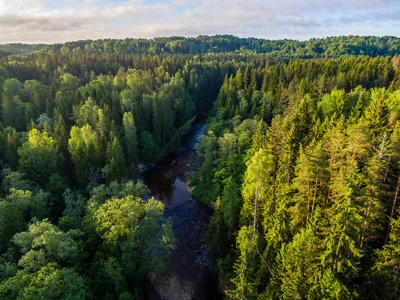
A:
[{"xmin": 142, "ymin": 124, "xmax": 224, "ymax": 300}]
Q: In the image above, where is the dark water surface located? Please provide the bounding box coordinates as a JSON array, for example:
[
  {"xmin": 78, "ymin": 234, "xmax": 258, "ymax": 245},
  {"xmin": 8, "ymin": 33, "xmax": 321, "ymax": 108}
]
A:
[
  {"xmin": 143, "ymin": 123, "xmax": 204, "ymax": 208},
  {"xmin": 142, "ymin": 122, "xmax": 222, "ymax": 300}
]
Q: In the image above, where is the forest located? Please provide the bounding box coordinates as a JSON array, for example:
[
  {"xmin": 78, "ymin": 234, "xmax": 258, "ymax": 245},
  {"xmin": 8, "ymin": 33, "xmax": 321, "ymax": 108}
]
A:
[{"xmin": 0, "ymin": 35, "xmax": 400, "ymax": 299}]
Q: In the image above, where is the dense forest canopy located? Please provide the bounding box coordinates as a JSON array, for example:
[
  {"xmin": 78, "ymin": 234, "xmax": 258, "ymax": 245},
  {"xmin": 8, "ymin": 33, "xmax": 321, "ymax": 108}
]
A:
[
  {"xmin": 0, "ymin": 44, "xmax": 47, "ymax": 56},
  {"xmin": 2, "ymin": 35, "xmax": 400, "ymax": 58},
  {"xmin": 0, "ymin": 35, "xmax": 400, "ymax": 299}
]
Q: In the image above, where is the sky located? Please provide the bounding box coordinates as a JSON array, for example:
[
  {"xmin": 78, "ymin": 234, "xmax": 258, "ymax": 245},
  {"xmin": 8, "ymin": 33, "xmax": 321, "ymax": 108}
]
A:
[{"xmin": 0, "ymin": 0, "xmax": 399, "ymax": 44}]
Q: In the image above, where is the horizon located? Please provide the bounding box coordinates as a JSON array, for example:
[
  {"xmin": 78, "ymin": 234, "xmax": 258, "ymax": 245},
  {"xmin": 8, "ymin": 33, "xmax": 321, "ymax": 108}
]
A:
[
  {"xmin": 0, "ymin": 0, "xmax": 399, "ymax": 44},
  {"xmin": 1, "ymin": 33, "xmax": 400, "ymax": 46}
]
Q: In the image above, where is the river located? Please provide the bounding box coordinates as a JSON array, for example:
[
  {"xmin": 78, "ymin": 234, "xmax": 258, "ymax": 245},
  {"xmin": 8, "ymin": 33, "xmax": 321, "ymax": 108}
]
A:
[{"xmin": 142, "ymin": 121, "xmax": 223, "ymax": 300}]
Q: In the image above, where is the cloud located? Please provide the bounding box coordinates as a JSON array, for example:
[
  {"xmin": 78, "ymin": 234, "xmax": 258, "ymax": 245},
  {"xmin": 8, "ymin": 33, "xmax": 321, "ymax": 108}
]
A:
[{"xmin": 0, "ymin": 0, "xmax": 398, "ymax": 43}]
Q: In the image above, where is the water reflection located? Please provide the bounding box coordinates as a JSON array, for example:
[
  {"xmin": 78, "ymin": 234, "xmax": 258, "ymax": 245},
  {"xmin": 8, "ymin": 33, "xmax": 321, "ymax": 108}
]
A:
[
  {"xmin": 142, "ymin": 123, "xmax": 205, "ymax": 208},
  {"xmin": 143, "ymin": 172, "xmax": 190, "ymax": 207}
]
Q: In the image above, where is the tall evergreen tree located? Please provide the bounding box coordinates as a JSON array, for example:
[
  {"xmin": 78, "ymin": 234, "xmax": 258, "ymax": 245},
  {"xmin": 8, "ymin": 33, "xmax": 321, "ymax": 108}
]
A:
[
  {"xmin": 5, "ymin": 129, "xmax": 19, "ymax": 170},
  {"xmin": 122, "ymin": 112, "xmax": 138, "ymax": 178}
]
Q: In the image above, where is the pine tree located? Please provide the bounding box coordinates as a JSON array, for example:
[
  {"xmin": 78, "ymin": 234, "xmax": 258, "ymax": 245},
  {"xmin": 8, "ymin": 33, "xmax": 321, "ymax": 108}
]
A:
[
  {"xmin": 107, "ymin": 134, "xmax": 126, "ymax": 181},
  {"xmin": 206, "ymin": 198, "xmax": 229, "ymax": 262},
  {"xmin": 235, "ymin": 68, "xmax": 244, "ymax": 91},
  {"xmin": 266, "ymin": 115, "xmax": 286, "ymax": 180},
  {"xmin": 373, "ymin": 211, "xmax": 400, "ymax": 300},
  {"xmin": 46, "ymin": 83, "xmax": 57, "ymax": 116},
  {"xmin": 243, "ymin": 67, "xmax": 250, "ymax": 91},
  {"xmin": 32, "ymin": 83, "xmax": 46, "ymax": 115},
  {"xmin": 345, "ymin": 123, "xmax": 370, "ymax": 166},
  {"xmin": 364, "ymin": 88, "xmax": 389, "ymax": 142},
  {"xmin": 322, "ymin": 162, "xmax": 364, "ymax": 297},
  {"xmin": 252, "ymin": 119, "xmax": 266, "ymax": 153},
  {"xmin": 385, "ymin": 122, "xmax": 400, "ymax": 243},
  {"xmin": 261, "ymin": 72, "xmax": 269, "ymax": 93},
  {"xmin": 291, "ymin": 142, "xmax": 329, "ymax": 231},
  {"xmin": 272, "ymin": 229, "xmax": 323, "ymax": 299},
  {"xmin": 359, "ymin": 135, "xmax": 388, "ymax": 248},
  {"xmin": 5, "ymin": 129, "xmax": 19, "ymax": 170},
  {"xmin": 227, "ymin": 226, "xmax": 259, "ymax": 300},
  {"xmin": 0, "ymin": 123, "xmax": 6, "ymax": 161},
  {"xmin": 246, "ymin": 68, "xmax": 257, "ymax": 99},
  {"xmin": 276, "ymin": 97, "xmax": 312, "ymax": 186},
  {"xmin": 220, "ymin": 176, "xmax": 241, "ymax": 233},
  {"xmin": 152, "ymin": 92, "xmax": 174, "ymax": 147},
  {"xmin": 2, "ymin": 91, "xmax": 23, "ymax": 130},
  {"xmin": 123, "ymin": 112, "xmax": 138, "ymax": 178},
  {"xmin": 53, "ymin": 115, "xmax": 68, "ymax": 161},
  {"xmin": 323, "ymin": 116, "xmax": 348, "ymax": 205}
]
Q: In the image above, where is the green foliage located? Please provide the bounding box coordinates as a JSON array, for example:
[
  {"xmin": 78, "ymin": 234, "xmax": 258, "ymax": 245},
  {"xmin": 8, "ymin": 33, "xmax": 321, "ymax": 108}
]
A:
[
  {"xmin": 272, "ymin": 229, "xmax": 322, "ymax": 299},
  {"xmin": 241, "ymin": 148, "xmax": 274, "ymax": 225},
  {"xmin": 364, "ymin": 88, "xmax": 389, "ymax": 142},
  {"xmin": 12, "ymin": 219, "xmax": 81, "ymax": 270},
  {"xmin": 139, "ymin": 131, "xmax": 157, "ymax": 163},
  {"xmin": 41, "ymin": 36, "xmax": 400, "ymax": 57},
  {"xmin": 0, "ymin": 219, "xmax": 88, "ymax": 299},
  {"xmin": 2, "ymin": 78, "xmax": 22, "ymax": 95},
  {"xmin": 227, "ymin": 226, "xmax": 259, "ymax": 300},
  {"xmin": 152, "ymin": 92, "xmax": 175, "ymax": 147},
  {"xmin": 1, "ymin": 169, "xmax": 31, "ymax": 194},
  {"xmin": 221, "ymin": 177, "xmax": 241, "ymax": 232},
  {"xmin": 44, "ymin": 174, "xmax": 68, "ymax": 219},
  {"xmin": 106, "ymin": 135, "xmax": 126, "ymax": 181},
  {"xmin": 0, "ymin": 43, "xmax": 46, "ymax": 55},
  {"xmin": 18, "ymin": 128, "xmax": 63, "ymax": 185},
  {"xmin": 5, "ymin": 129, "xmax": 20, "ymax": 171},
  {"xmin": 0, "ymin": 200, "xmax": 24, "ymax": 252},
  {"xmin": 6, "ymin": 188, "xmax": 50, "ymax": 221},
  {"xmin": 88, "ymin": 195, "xmax": 176, "ymax": 295},
  {"xmin": 373, "ymin": 213, "xmax": 400, "ymax": 300},
  {"xmin": 206, "ymin": 198, "xmax": 230, "ymax": 262},
  {"xmin": 68, "ymin": 124, "xmax": 100, "ymax": 186},
  {"xmin": 2, "ymin": 91, "xmax": 23, "ymax": 130},
  {"xmin": 123, "ymin": 112, "xmax": 138, "ymax": 177},
  {"xmin": 0, "ymin": 264, "xmax": 89, "ymax": 299}
]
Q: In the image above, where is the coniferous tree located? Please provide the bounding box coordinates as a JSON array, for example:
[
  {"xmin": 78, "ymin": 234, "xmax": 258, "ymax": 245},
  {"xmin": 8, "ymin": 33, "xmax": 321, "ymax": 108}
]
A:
[
  {"xmin": 359, "ymin": 136, "xmax": 388, "ymax": 248},
  {"xmin": 364, "ymin": 88, "xmax": 389, "ymax": 143},
  {"xmin": 272, "ymin": 229, "xmax": 322, "ymax": 299},
  {"xmin": 252, "ymin": 119, "xmax": 266, "ymax": 153},
  {"xmin": 123, "ymin": 112, "xmax": 138, "ymax": 178},
  {"xmin": 322, "ymin": 162, "xmax": 364, "ymax": 298},
  {"xmin": 1, "ymin": 91, "xmax": 23, "ymax": 130},
  {"xmin": 5, "ymin": 129, "xmax": 19, "ymax": 170},
  {"xmin": 373, "ymin": 211, "xmax": 400, "ymax": 300},
  {"xmin": 107, "ymin": 134, "xmax": 126, "ymax": 182}
]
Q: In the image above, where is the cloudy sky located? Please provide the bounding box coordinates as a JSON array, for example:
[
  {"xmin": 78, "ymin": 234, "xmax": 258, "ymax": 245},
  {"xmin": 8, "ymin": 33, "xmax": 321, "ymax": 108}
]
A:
[{"xmin": 0, "ymin": 0, "xmax": 399, "ymax": 44}]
